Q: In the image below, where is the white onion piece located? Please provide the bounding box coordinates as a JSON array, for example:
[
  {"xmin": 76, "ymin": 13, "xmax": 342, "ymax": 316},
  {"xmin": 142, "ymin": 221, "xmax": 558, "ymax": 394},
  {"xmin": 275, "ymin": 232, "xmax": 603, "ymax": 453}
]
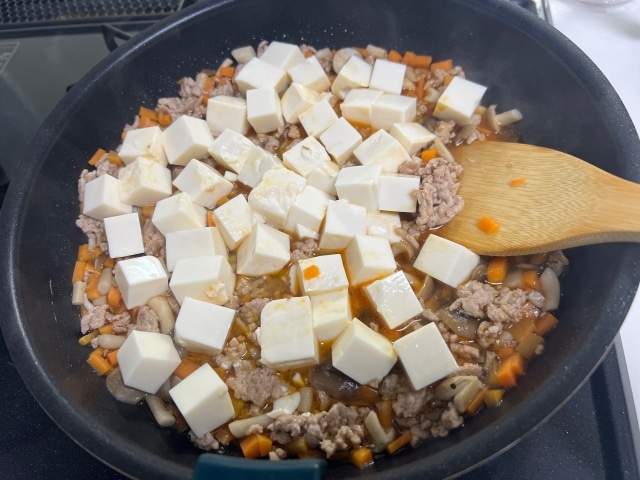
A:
[
  {"xmin": 97, "ymin": 334, "xmax": 126, "ymax": 349},
  {"xmin": 146, "ymin": 394, "xmax": 176, "ymax": 428},
  {"xmin": 540, "ymin": 267, "xmax": 561, "ymax": 311},
  {"xmin": 503, "ymin": 269, "xmax": 523, "ymax": 288},
  {"xmin": 97, "ymin": 267, "xmax": 113, "ymax": 295},
  {"xmin": 364, "ymin": 411, "xmax": 396, "ymax": 452},
  {"xmin": 495, "ymin": 108, "xmax": 523, "ymax": 126},
  {"xmin": 72, "ymin": 281, "xmax": 86, "ymax": 306},
  {"xmin": 298, "ymin": 387, "xmax": 313, "ymax": 413},
  {"xmin": 228, "ymin": 414, "xmax": 275, "ymax": 438},
  {"xmin": 333, "ymin": 48, "xmax": 361, "ymax": 74},
  {"xmin": 147, "ymin": 296, "xmax": 175, "ymax": 334},
  {"xmin": 106, "ymin": 367, "xmax": 145, "ymax": 405}
]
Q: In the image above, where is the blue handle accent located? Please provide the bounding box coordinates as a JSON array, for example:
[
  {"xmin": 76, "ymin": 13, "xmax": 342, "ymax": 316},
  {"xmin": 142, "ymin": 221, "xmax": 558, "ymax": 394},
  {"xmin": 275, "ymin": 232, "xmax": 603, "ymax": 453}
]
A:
[{"xmin": 193, "ymin": 454, "xmax": 327, "ymax": 480}]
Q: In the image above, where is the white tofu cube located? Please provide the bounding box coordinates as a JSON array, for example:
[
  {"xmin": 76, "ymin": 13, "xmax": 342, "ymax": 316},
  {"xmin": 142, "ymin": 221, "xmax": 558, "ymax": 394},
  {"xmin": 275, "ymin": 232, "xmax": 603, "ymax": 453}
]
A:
[
  {"xmin": 310, "ymin": 288, "xmax": 351, "ymax": 341},
  {"xmin": 83, "ymin": 174, "xmax": 132, "ymax": 220},
  {"xmin": 236, "ymin": 223, "xmax": 290, "ymax": 276},
  {"xmin": 331, "ymin": 55, "xmax": 373, "ymax": 100},
  {"xmin": 344, "ymin": 234, "xmax": 396, "ymax": 286},
  {"xmin": 280, "ymin": 83, "xmax": 321, "ymax": 124},
  {"xmin": 248, "ymin": 168, "xmax": 306, "ymax": 230},
  {"xmin": 169, "ymin": 363, "xmax": 235, "ymax": 438},
  {"xmin": 319, "ymin": 117, "xmax": 362, "ymax": 165},
  {"xmin": 151, "ymin": 192, "xmax": 206, "ymax": 236},
  {"xmin": 118, "ymin": 156, "xmax": 172, "ymax": 207},
  {"xmin": 206, "ymin": 95, "xmax": 250, "ymax": 135},
  {"xmin": 246, "ymin": 87, "xmax": 284, "ymax": 134},
  {"xmin": 259, "ymin": 41, "xmax": 305, "ymax": 71},
  {"xmin": 208, "ymin": 128, "xmax": 257, "ymax": 174},
  {"xmin": 118, "ymin": 126, "xmax": 167, "ymax": 166},
  {"xmin": 115, "ymin": 255, "xmax": 169, "ymax": 308},
  {"xmin": 378, "ymin": 174, "xmax": 420, "ymax": 213},
  {"xmin": 287, "ymin": 55, "xmax": 331, "ymax": 92},
  {"xmin": 234, "ymin": 57, "xmax": 289, "ymax": 94},
  {"xmin": 117, "ymin": 331, "xmax": 181, "ymax": 394},
  {"xmin": 259, "ymin": 296, "xmax": 319, "ymax": 369},
  {"xmin": 298, "ymin": 99, "xmax": 339, "ymax": 138},
  {"xmin": 174, "ymin": 297, "xmax": 235, "ymax": 355},
  {"xmin": 298, "ymin": 254, "xmax": 349, "ymax": 296},
  {"xmin": 395, "ymin": 322, "xmax": 459, "ymax": 390},
  {"xmin": 371, "ymin": 94, "xmax": 417, "ymax": 131},
  {"xmin": 364, "ymin": 271, "xmax": 423, "ymax": 329},
  {"xmin": 237, "ymin": 146, "xmax": 284, "ymax": 188},
  {"xmin": 353, "ymin": 129, "xmax": 410, "ymax": 173},
  {"xmin": 212, "ymin": 194, "xmax": 254, "ymax": 250},
  {"xmin": 366, "ymin": 211, "xmax": 403, "ymax": 244},
  {"xmin": 282, "ymin": 136, "xmax": 331, "ymax": 177},
  {"xmin": 389, "ymin": 122, "xmax": 436, "ymax": 155},
  {"xmin": 165, "ymin": 227, "xmax": 227, "ymax": 272},
  {"xmin": 369, "ymin": 59, "xmax": 407, "ymax": 95},
  {"xmin": 162, "ymin": 115, "xmax": 214, "ymax": 167},
  {"xmin": 285, "ymin": 185, "xmax": 331, "ymax": 237},
  {"xmin": 307, "ymin": 160, "xmax": 339, "ymax": 197},
  {"xmin": 334, "ymin": 165, "xmax": 382, "ymax": 212},
  {"xmin": 434, "ymin": 76, "xmax": 487, "ymax": 125},
  {"xmin": 172, "ymin": 159, "xmax": 233, "ymax": 209},
  {"xmin": 413, "ymin": 234, "xmax": 480, "ymax": 287},
  {"xmin": 340, "ymin": 88, "xmax": 383, "ymax": 126},
  {"xmin": 170, "ymin": 255, "xmax": 235, "ymax": 305},
  {"xmin": 319, "ymin": 200, "xmax": 367, "ymax": 251},
  {"xmin": 331, "ymin": 318, "xmax": 397, "ymax": 385},
  {"xmin": 104, "ymin": 212, "xmax": 144, "ymax": 258}
]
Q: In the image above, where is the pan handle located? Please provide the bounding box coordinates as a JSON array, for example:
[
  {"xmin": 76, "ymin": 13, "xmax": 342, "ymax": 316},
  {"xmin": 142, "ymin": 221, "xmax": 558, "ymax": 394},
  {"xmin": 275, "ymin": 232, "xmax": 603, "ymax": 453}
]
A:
[{"xmin": 193, "ymin": 453, "xmax": 327, "ymax": 479}]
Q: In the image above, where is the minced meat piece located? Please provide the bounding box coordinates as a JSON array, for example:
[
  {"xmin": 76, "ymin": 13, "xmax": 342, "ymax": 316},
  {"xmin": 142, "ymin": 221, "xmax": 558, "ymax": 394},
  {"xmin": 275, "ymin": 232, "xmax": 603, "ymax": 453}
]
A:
[
  {"xmin": 226, "ymin": 360, "xmax": 288, "ymax": 408},
  {"xmin": 476, "ymin": 321, "xmax": 503, "ymax": 349},
  {"xmin": 431, "ymin": 402, "xmax": 464, "ymax": 437},
  {"xmin": 76, "ymin": 215, "xmax": 108, "ymax": 251},
  {"xmin": 486, "ymin": 288, "xmax": 527, "ymax": 323},
  {"xmin": 189, "ymin": 431, "xmax": 220, "ymax": 450},
  {"xmin": 291, "ymin": 238, "xmax": 319, "ymax": 261},
  {"xmin": 130, "ymin": 305, "xmax": 159, "ymax": 333},
  {"xmin": 450, "ymin": 280, "xmax": 497, "ymax": 318},
  {"xmin": 548, "ymin": 250, "xmax": 569, "ymax": 276},
  {"xmin": 142, "ymin": 217, "xmax": 165, "ymax": 257},
  {"xmin": 393, "ymin": 386, "xmax": 431, "ymax": 419},
  {"xmin": 449, "ymin": 343, "xmax": 481, "ymax": 362},
  {"xmin": 433, "ymin": 120, "xmax": 457, "ymax": 145}
]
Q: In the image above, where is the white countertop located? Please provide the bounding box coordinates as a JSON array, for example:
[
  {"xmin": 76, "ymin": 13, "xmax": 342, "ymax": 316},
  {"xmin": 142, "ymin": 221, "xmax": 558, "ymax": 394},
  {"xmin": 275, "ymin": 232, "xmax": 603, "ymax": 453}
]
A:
[{"xmin": 548, "ymin": 0, "xmax": 640, "ymax": 432}]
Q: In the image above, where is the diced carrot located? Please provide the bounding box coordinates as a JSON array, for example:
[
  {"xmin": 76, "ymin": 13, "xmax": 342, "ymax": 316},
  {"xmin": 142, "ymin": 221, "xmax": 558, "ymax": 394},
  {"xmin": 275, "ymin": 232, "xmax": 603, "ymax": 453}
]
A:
[
  {"xmin": 495, "ymin": 352, "xmax": 525, "ymax": 389},
  {"xmin": 401, "ymin": 51, "xmax": 432, "ymax": 68},
  {"xmin": 496, "ymin": 347, "xmax": 515, "ymax": 359},
  {"xmin": 478, "ymin": 215, "xmax": 500, "ymax": 234},
  {"xmin": 78, "ymin": 244, "xmax": 93, "ymax": 261},
  {"xmin": 387, "ymin": 49, "xmax": 402, "ymax": 63},
  {"xmin": 157, "ymin": 110, "xmax": 172, "ymax": 127},
  {"xmin": 202, "ymin": 75, "xmax": 215, "ymax": 93},
  {"xmin": 484, "ymin": 388, "xmax": 505, "ymax": 407},
  {"xmin": 87, "ymin": 352, "xmax": 112, "ymax": 376},
  {"xmin": 302, "ymin": 264, "xmax": 321, "ymax": 280},
  {"xmin": 401, "ymin": 51, "xmax": 415, "ymax": 65},
  {"xmin": 416, "ymin": 76, "xmax": 426, "ymax": 101},
  {"xmin": 106, "ymin": 349, "xmax": 119, "ymax": 366},
  {"xmin": 535, "ymin": 312, "xmax": 559, "ymax": 336},
  {"xmin": 386, "ymin": 430, "xmax": 412, "ymax": 455},
  {"xmin": 218, "ymin": 66, "xmax": 235, "ymax": 78},
  {"xmin": 303, "ymin": 49, "xmax": 315, "ymax": 58},
  {"xmin": 91, "ymin": 346, "xmax": 105, "ymax": 357},
  {"xmin": 240, "ymin": 434, "xmax": 272, "ymax": 459},
  {"xmin": 98, "ymin": 324, "xmax": 114, "ymax": 335},
  {"xmin": 83, "ymin": 262, "xmax": 101, "ymax": 276},
  {"xmin": 350, "ymin": 446, "xmax": 374, "ymax": 469},
  {"xmin": 355, "ymin": 47, "xmax": 369, "ymax": 57},
  {"xmin": 510, "ymin": 177, "xmax": 527, "ymax": 187},
  {"xmin": 486, "ymin": 256, "xmax": 508, "ymax": 283},
  {"xmin": 103, "ymin": 257, "xmax": 116, "ymax": 269},
  {"xmin": 207, "ymin": 210, "xmax": 216, "ymax": 227},
  {"xmin": 430, "ymin": 59, "xmax": 453, "ymax": 72},
  {"xmin": 520, "ymin": 269, "xmax": 541, "ymax": 291},
  {"xmin": 107, "ymin": 150, "xmax": 124, "ymax": 167},
  {"xmin": 111, "ymin": 299, "xmax": 127, "ymax": 315},
  {"xmin": 141, "ymin": 205, "xmax": 155, "ymax": 217},
  {"xmin": 138, "ymin": 115, "xmax": 157, "ymax": 128},
  {"xmin": 465, "ymin": 388, "xmax": 487, "ymax": 415},
  {"xmin": 201, "ymin": 93, "xmax": 210, "ymax": 107},
  {"xmin": 376, "ymin": 399, "xmax": 393, "ymax": 429},
  {"xmin": 107, "ymin": 286, "xmax": 122, "ymax": 310},
  {"xmin": 88, "ymin": 148, "xmax": 106, "ymax": 166},
  {"xmin": 72, "ymin": 261, "xmax": 86, "ymax": 283},
  {"xmin": 174, "ymin": 357, "xmax": 201, "ymax": 379},
  {"xmin": 139, "ymin": 106, "xmax": 158, "ymax": 121},
  {"xmin": 86, "ymin": 288, "xmax": 102, "ymax": 301},
  {"xmin": 443, "ymin": 74, "xmax": 454, "ymax": 87},
  {"xmin": 420, "ymin": 148, "xmax": 437, "ymax": 162}
]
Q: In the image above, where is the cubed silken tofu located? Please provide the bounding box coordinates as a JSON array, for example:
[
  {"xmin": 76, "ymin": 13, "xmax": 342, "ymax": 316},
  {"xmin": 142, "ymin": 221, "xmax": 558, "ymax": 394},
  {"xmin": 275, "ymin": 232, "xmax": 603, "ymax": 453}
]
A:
[
  {"xmin": 234, "ymin": 57, "xmax": 289, "ymax": 94},
  {"xmin": 366, "ymin": 211, "xmax": 403, "ymax": 245},
  {"xmin": 319, "ymin": 199, "xmax": 367, "ymax": 251},
  {"xmin": 82, "ymin": 174, "xmax": 132, "ymax": 220},
  {"xmin": 280, "ymin": 83, "xmax": 321, "ymax": 124},
  {"xmin": 287, "ymin": 55, "xmax": 331, "ymax": 92},
  {"xmin": 248, "ymin": 168, "xmax": 306, "ymax": 230},
  {"xmin": 310, "ymin": 287, "xmax": 351, "ymax": 341},
  {"xmin": 208, "ymin": 128, "xmax": 257, "ymax": 174},
  {"xmin": 389, "ymin": 122, "xmax": 436, "ymax": 156},
  {"xmin": 378, "ymin": 174, "xmax": 420, "ymax": 213},
  {"xmin": 413, "ymin": 234, "xmax": 480, "ymax": 287},
  {"xmin": 298, "ymin": 98, "xmax": 339, "ymax": 138},
  {"xmin": 213, "ymin": 193, "xmax": 255, "ymax": 250},
  {"xmin": 344, "ymin": 234, "xmax": 396, "ymax": 286},
  {"xmin": 371, "ymin": 94, "xmax": 417, "ymax": 131},
  {"xmin": 165, "ymin": 227, "xmax": 227, "ymax": 272},
  {"xmin": 364, "ymin": 271, "xmax": 423, "ymax": 329},
  {"xmin": 117, "ymin": 330, "xmax": 181, "ymax": 394},
  {"xmin": 172, "ymin": 159, "xmax": 234, "ymax": 209},
  {"xmin": 114, "ymin": 255, "xmax": 169, "ymax": 309},
  {"xmin": 246, "ymin": 87, "xmax": 285, "ymax": 134},
  {"xmin": 151, "ymin": 192, "xmax": 206, "ymax": 236},
  {"xmin": 331, "ymin": 55, "xmax": 373, "ymax": 100},
  {"xmin": 169, "ymin": 363, "xmax": 235, "ymax": 438},
  {"xmin": 285, "ymin": 185, "xmax": 332, "ymax": 238},
  {"xmin": 353, "ymin": 129, "xmax": 410, "ymax": 173},
  {"xmin": 259, "ymin": 296, "xmax": 319, "ymax": 369},
  {"xmin": 118, "ymin": 126, "xmax": 167, "ymax": 166},
  {"xmin": 306, "ymin": 160, "xmax": 340, "ymax": 197},
  {"xmin": 236, "ymin": 223, "xmax": 290, "ymax": 276},
  {"xmin": 369, "ymin": 58, "xmax": 407, "ymax": 95},
  {"xmin": 332, "ymin": 318, "xmax": 397, "ymax": 385},
  {"xmin": 319, "ymin": 117, "xmax": 363, "ymax": 165},
  {"xmin": 340, "ymin": 88, "xmax": 383, "ymax": 126},
  {"xmin": 434, "ymin": 76, "xmax": 488, "ymax": 125},
  {"xmin": 117, "ymin": 156, "xmax": 172, "ymax": 207},
  {"xmin": 237, "ymin": 146, "xmax": 284, "ymax": 188},
  {"xmin": 162, "ymin": 115, "xmax": 214, "ymax": 166},
  {"xmin": 174, "ymin": 297, "xmax": 236, "ymax": 356},
  {"xmin": 334, "ymin": 164, "xmax": 382, "ymax": 212},
  {"xmin": 298, "ymin": 254, "xmax": 349, "ymax": 296},
  {"xmin": 282, "ymin": 136, "xmax": 331, "ymax": 178},
  {"xmin": 169, "ymin": 255, "xmax": 235, "ymax": 305},
  {"xmin": 394, "ymin": 322, "xmax": 459, "ymax": 390},
  {"xmin": 259, "ymin": 41, "xmax": 305, "ymax": 71},
  {"xmin": 103, "ymin": 212, "xmax": 145, "ymax": 259},
  {"xmin": 206, "ymin": 95, "xmax": 250, "ymax": 135}
]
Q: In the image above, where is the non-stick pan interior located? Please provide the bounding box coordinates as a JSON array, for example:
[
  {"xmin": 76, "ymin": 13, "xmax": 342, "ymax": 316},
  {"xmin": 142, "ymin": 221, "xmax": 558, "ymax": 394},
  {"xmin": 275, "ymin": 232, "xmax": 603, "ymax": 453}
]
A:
[{"xmin": 2, "ymin": 0, "xmax": 640, "ymax": 479}]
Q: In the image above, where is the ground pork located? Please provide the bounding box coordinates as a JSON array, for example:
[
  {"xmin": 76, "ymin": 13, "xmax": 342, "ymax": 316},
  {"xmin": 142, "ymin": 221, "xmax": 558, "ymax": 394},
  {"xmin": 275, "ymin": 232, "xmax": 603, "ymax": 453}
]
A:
[
  {"xmin": 214, "ymin": 337, "xmax": 248, "ymax": 370},
  {"xmin": 449, "ymin": 280, "xmax": 497, "ymax": 318},
  {"xmin": 189, "ymin": 431, "xmax": 220, "ymax": 450},
  {"xmin": 548, "ymin": 250, "xmax": 569, "ymax": 276},
  {"xmin": 76, "ymin": 214, "xmax": 108, "ymax": 251},
  {"xmin": 225, "ymin": 360, "xmax": 289, "ymax": 408},
  {"xmin": 431, "ymin": 402, "xmax": 464, "ymax": 438},
  {"xmin": 291, "ymin": 238, "xmax": 319, "ymax": 261},
  {"xmin": 449, "ymin": 343, "xmax": 481, "ymax": 362},
  {"xmin": 486, "ymin": 288, "xmax": 527, "ymax": 323},
  {"xmin": 80, "ymin": 303, "xmax": 132, "ymax": 334},
  {"xmin": 142, "ymin": 217, "xmax": 165, "ymax": 257},
  {"xmin": 233, "ymin": 273, "xmax": 292, "ymax": 301},
  {"xmin": 476, "ymin": 321, "xmax": 503, "ymax": 349},
  {"xmin": 433, "ymin": 120, "xmax": 457, "ymax": 145},
  {"xmin": 156, "ymin": 76, "xmax": 209, "ymax": 119},
  {"xmin": 130, "ymin": 305, "xmax": 159, "ymax": 333}
]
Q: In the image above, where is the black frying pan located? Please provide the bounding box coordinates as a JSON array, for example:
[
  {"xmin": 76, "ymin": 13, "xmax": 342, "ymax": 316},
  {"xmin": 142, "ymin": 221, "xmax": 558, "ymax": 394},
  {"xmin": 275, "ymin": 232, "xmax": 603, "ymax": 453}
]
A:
[{"xmin": 1, "ymin": 0, "xmax": 640, "ymax": 478}]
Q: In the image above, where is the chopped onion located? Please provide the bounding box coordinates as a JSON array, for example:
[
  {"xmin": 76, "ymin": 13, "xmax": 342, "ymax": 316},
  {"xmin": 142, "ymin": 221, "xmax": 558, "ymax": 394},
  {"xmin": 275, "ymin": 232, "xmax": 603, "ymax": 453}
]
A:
[
  {"xmin": 364, "ymin": 410, "xmax": 396, "ymax": 452},
  {"xmin": 540, "ymin": 267, "xmax": 561, "ymax": 311},
  {"xmin": 434, "ymin": 137, "xmax": 455, "ymax": 163},
  {"xmin": 366, "ymin": 44, "xmax": 387, "ymax": 58},
  {"xmin": 72, "ymin": 281, "xmax": 86, "ymax": 306},
  {"xmin": 146, "ymin": 394, "xmax": 176, "ymax": 428},
  {"xmin": 97, "ymin": 267, "xmax": 113, "ymax": 296},
  {"xmin": 228, "ymin": 414, "xmax": 274, "ymax": 438},
  {"xmin": 148, "ymin": 296, "xmax": 175, "ymax": 334},
  {"xmin": 495, "ymin": 108, "xmax": 523, "ymax": 126},
  {"xmin": 435, "ymin": 375, "xmax": 478, "ymax": 400},
  {"xmin": 96, "ymin": 334, "xmax": 126, "ymax": 350},
  {"xmin": 106, "ymin": 367, "xmax": 145, "ymax": 405},
  {"xmin": 298, "ymin": 386, "xmax": 313, "ymax": 413},
  {"xmin": 503, "ymin": 269, "xmax": 523, "ymax": 288},
  {"xmin": 333, "ymin": 48, "xmax": 361, "ymax": 74}
]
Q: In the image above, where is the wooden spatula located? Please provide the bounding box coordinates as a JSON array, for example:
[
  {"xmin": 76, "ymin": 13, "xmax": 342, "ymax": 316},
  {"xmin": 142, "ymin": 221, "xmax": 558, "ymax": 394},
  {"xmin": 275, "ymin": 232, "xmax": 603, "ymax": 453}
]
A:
[{"xmin": 437, "ymin": 141, "xmax": 640, "ymax": 256}]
